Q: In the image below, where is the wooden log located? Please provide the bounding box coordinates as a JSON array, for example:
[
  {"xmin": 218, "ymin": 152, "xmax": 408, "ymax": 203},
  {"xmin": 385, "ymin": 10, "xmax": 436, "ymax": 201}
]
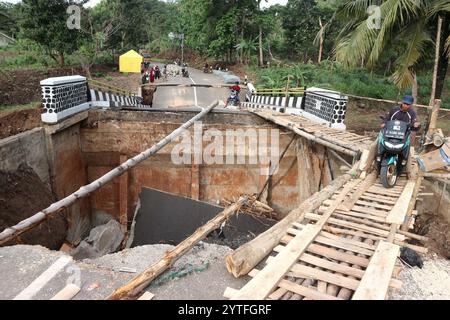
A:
[
  {"xmin": 0, "ymin": 101, "xmax": 220, "ymax": 246},
  {"xmin": 107, "ymin": 196, "xmax": 249, "ymax": 300},
  {"xmin": 226, "ymin": 162, "xmax": 361, "ymax": 278},
  {"xmin": 50, "ymin": 284, "xmax": 80, "ymax": 300}
]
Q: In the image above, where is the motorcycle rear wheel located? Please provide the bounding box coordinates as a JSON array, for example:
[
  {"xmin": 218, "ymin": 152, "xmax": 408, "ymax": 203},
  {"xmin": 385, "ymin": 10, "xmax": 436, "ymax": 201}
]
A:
[{"xmin": 380, "ymin": 164, "xmax": 398, "ymax": 188}]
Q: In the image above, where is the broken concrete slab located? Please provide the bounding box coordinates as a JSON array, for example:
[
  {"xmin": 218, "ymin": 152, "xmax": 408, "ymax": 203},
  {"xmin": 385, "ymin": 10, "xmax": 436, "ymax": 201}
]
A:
[
  {"xmin": 131, "ymin": 187, "xmax": 276, "ymax": 249},
  {"xmin": 72, "ymin": 220, "xmax": 125, "ymax": 260}
]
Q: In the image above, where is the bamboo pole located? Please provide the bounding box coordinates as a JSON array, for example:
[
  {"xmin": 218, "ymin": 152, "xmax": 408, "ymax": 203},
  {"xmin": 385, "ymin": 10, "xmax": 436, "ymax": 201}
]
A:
[
  {"xmin": 430, "ymin": 16, "xmax": 443, "ymax": 105},
  {"xmin": 345, "ymin": 93, "xmax": 450, "ymax": 113},
  {"xmin": 107, "ymin": 196, "xmax": 250, "ymax": 300},
  {"xmin": 0, "ymin": 101, "xmax": 219, "ymax": 246},
  {"xmin": 226, "ymin": 161, "xmax": 361, "ymax": 278}
]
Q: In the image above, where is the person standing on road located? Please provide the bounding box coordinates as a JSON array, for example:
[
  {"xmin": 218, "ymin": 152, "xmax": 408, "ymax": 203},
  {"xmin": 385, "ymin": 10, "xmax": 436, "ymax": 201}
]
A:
[
  {"xmin": 150, "ymin": 66, "xmax": 155, "ymax": 83},
  {"xmin": 163, "ymin": 65, "xmax": 168, "ymax": 81},
  {"xmin": 142, "ymin": 85, "xmax": 157, "ymax": 108}
]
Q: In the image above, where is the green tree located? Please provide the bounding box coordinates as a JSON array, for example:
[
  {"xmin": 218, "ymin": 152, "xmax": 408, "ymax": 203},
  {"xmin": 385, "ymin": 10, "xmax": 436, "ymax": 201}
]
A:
[
  {"xmin": 0, "ymin": 2, "xmax": 22, "ymax": 38},
  {"xmin": 334, "ymin": 0, "xmax": 450, "ymax": 97},
  {"xmin": 282, "ymin": 0, "xmax": 337, "ymax": 62},
  {"xmin": 19, "ymin": 0, "xmax": 86, "ymax": 66}
]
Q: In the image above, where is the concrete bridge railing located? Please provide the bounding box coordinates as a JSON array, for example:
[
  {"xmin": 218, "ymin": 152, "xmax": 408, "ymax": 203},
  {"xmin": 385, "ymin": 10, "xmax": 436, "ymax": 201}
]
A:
[
  {"xmin": 40, "ymin": 75, "xmax": 145, "ymax": 124},
  {"xmin": 243, "ymin": 83, "xmax": 348, "ymax": 130}
]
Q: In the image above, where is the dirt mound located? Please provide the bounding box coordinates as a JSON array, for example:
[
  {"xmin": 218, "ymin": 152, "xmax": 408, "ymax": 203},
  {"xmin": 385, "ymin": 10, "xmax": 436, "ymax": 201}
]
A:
[
  {"xmin": 414, "ymin": 212, "xmax": 450, "ymax": 259},
  {"xmin": 0, "ymin": 65, "xmax": 113, "ymax": 106},
  {"xmin": 0, "ymin": 164, "xmax": 67, "ymax": 249},
  {"xmin": 0, "ymin": 108, "xmax": 41, "ymax": 139}
]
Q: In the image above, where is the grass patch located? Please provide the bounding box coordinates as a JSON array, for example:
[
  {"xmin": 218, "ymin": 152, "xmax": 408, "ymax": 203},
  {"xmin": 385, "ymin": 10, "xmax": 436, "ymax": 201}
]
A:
[{"xmin": 0, "ymin": 101, "xmax": 40, "ymax": 117}]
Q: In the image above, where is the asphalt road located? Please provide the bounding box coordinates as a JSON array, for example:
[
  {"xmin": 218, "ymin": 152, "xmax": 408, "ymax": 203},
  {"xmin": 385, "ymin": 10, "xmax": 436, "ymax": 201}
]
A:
[{"xmin": 150, "ymin": 64, "xmax": 235, "ymax": 108}]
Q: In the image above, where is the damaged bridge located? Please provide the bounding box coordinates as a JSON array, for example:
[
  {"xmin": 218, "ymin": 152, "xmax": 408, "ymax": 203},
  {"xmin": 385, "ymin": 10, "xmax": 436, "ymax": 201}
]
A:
[{"xmin": 0, "ymin": 74, "xmax": 435, "ymax": 301}]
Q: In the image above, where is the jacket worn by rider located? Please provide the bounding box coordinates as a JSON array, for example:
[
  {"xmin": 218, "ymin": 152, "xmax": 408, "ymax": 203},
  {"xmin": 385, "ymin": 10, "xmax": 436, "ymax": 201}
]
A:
[{"xmin": 384, "ymin": 106, "xmax": 419, "ymax": 132}]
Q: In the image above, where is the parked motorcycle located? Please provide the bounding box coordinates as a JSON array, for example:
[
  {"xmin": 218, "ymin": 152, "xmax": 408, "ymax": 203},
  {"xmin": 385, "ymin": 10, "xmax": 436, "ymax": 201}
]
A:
[{"xmin": 377, "ymin": 120, "xmax": 411, "ymax": 188}]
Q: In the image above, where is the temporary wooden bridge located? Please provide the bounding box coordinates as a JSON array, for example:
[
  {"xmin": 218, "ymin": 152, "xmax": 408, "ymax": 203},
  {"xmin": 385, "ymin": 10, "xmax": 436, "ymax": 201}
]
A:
[
  {"xmin": 3, "ymin": 105, "xmax": 429, "ymax": 300},
  {"xmin": 224, "ymin": 108, "xmax": 427, "ymax": 300}
]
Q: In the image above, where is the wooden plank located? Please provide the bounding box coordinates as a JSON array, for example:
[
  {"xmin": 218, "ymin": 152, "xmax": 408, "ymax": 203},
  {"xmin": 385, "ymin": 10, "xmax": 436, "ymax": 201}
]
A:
[
  {"xmin": 368, "ymin": 187, "xmax": 402, "ymax": 196},
  {"xmin": 289, "ymin": 264, "xmax": 360, "ymax": 290},
  {"xmin": 355, "ymin": 200, "xmax": 393, "ymax": 211},
  {"xmin": 352, "ymin": 241, "xmax": 400, "ymax": 300},
  {"xmin": 314, "ymin": 235, "xmax": 374, "ymax": 256},
  {"xmin": 295, "ymin": 244, "xmax": 371, "ymax": 267},
  {"xmin": 319, "ymin": 230, "xmax": 377, "ymax": 251},
  {"xmin": 351, "ymin": 205, "xmax": 390, "ymax": 217},
  {"xmin": 224, "ymin": 287, "xmax": 239, "ymax": 299},
  {"xmin": 289, "ymin": 226, "xmax": 377, "ymax": 252},
  {"xmin": 230, "ymin": 179, "xmax": 360, "ymax": 300},
  {"xmin": 360, "ymin": 194, "xmax": 397, "ymax": 204},
  {"xmin": 340, "ymin": 173, "xmax": 378, "ymax": 211},
  {"xmin": 333, "ymin": 210, "xmax": 387, "ymax": 223},
  {"xmin": 364, "ymin": 190, "xmax": 400, "ymax": 199},
  {"xmin": 14, "ymin": 256, "xmax": 72, "ymax": 300},
  {"xmin": 298, "ymin": 254, "xmax": 365, "ymax": 279},
  {"xmin": 319, "ymin": 206, "xmax": 386, "ymax": 222},
  {"xmin": 386, "ymin": 180, "xmax": 417, "ymax": 224},
  {"xmin": 226, "ymin": 163, "xmax": 361, "ymax": 278},
  {"xmin": 50, "ymin": 284, "xmax": 80, "ymax": 300},
  {"xmin": 231, "ymin": 224, "xmax": 321, "ymax": 300},
  {"xmin": 332, "ymin": 213, "xmax": 391, "ymax": 232},
  {"xmin": 305, "ymin": 213, "xmax": 404, "ymax": 240},
  {"xmin": 270, "ymin": 248, "xmax": 402, "ymax": 289},
  {"xmin": 278, "ymin": 279, "xmax": 342, "ymax": 300},
  {"xmin": 138, "ymin": 291, "xmax": 155, "ymax": 300}
]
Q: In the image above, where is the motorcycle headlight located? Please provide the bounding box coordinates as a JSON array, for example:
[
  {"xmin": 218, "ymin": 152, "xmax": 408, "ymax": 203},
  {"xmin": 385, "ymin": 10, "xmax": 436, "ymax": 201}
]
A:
[{"xmin": 385, "ymin": 141, "xmax": 404, "ymax": 149}]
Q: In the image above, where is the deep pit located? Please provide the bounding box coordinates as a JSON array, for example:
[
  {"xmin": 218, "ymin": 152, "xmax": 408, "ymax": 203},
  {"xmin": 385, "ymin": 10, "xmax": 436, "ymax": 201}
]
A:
[
  {"xmin": 0, "ymin": 109, "xmax": 345, "ymax": 254},
  {"xmin": 1, "ymin": 108, "xmax": 449, "ymax": 265}
]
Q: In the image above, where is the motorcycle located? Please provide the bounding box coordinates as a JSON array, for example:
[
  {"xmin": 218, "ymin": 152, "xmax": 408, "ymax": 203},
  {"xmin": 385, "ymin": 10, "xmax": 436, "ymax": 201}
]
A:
[
  {"xmin": 377, "ymin": 120, "xmax": 411, "ymax": 188},
  {"xmin": 182, "ymin": 68, "xmax": 189, "ymax": 78},
  {"xmin": 225, "ymin": 90, "xmax": 240, "ymax": 108}
]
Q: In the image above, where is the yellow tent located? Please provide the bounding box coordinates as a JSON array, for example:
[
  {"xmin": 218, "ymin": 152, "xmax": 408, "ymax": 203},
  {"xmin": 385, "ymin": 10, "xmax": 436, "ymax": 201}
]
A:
[{"xmin": 119, "ymin": 50, "xmax": 143, "ymax": 73}]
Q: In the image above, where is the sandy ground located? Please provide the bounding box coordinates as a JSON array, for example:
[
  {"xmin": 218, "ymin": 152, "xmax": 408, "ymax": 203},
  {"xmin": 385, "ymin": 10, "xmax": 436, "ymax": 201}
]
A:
[
  {"xmin": 390, "ymin": 252, "xmax": 450, "ymax": 300},
  {"xmin": 0, "ymin": 243, "xmax": 248, "ymax": 300}
]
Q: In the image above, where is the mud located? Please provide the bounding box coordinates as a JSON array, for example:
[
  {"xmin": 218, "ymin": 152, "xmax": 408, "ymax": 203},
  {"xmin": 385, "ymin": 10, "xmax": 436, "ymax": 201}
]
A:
[{"xmin": 0, "ymin": 164, "xmax": 67, "ymax": 249}]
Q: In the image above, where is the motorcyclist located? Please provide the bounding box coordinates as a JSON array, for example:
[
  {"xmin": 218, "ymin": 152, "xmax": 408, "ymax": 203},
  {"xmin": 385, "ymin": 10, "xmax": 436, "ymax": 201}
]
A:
[
  {"xmin": 225, "ymin": 82, "xmax": 241, "ymax": 108},
  {"xmin": 378, "ymin": 95, "xmax": 420, "ymax": 166}
]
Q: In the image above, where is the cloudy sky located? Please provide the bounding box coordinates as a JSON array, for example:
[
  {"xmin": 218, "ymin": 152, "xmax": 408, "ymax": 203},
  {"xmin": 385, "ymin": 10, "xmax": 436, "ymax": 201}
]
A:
[{"xmin": 3, "ymin": 0, "xmax": 289, "ymax": 8}]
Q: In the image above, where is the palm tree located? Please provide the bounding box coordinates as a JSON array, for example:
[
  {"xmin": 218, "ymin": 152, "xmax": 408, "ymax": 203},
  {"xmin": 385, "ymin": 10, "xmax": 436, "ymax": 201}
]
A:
[
  {"xmin": 333, "ymin": 0, "xmax": 450, "ymax": 97},
  {"xmin": 235, "ymin": 38, "xmax": 258, "ymax": 64}
]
